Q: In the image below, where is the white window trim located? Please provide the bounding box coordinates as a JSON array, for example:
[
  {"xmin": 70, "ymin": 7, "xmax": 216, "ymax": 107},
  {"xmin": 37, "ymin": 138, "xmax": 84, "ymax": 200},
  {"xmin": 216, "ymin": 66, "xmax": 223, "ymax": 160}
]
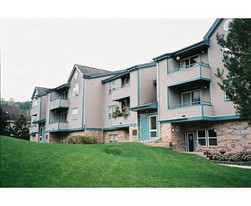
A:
[
  {"xmin": 180, "ymin": 55, "xmax": 199, "ymax": 69},
  {"xmin": 149, "ymin": 115, "xmax": 157, "ymax": 139},
  {"xmin": 181, "ymin": 89, "xmax": 201, "ymax": 106},
  {"xmin": 72, "ymin": 107, "xmax": 78, "ymax": 120},
  {"xmin": 197, "ymin": 130, "xmax": 207, "ymax": 147}
]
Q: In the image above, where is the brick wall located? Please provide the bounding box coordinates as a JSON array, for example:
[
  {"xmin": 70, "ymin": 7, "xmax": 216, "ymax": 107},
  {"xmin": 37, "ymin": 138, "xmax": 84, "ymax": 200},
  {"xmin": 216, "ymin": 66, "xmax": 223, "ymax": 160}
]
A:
[
  {"xmin": 30, "ymin": 134, "xmax": 38, "ymax": 142},
  {"xmin": 169, "ymin": 120, "xmax": 251, "ymax": 153},
  {"xmin": 103, "ymin": 129, "xmax": 129, "ymax": 143}
]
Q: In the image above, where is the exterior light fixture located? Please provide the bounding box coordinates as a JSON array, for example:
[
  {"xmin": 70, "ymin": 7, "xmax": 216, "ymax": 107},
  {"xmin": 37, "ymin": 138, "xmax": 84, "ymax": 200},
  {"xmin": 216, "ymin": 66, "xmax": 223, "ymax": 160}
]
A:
[{"xmin": 176, "ymin": 56, "xmax": 180, "ymax": 61}]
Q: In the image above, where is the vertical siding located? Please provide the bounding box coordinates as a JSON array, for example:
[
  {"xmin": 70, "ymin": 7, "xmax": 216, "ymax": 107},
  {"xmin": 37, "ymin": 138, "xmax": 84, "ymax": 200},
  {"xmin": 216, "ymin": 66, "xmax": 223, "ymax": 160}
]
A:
[
  {"xmin": 158, "ymin": 59, "xmax": 169, "ymax": 120},
  {"xmin": 67, "ymin": 69, "xmax": 83, "ymax": 129},
  {"xmin": 139, "ymin": 66, "xmax": 157, "ymax": 105},
  {"xmin": 209, "ymin": 18, "xmax": 236, "ymax": 117},
  {"xmin": 85, "ymin": 76, "xmax": 112, "ymax": 128}
]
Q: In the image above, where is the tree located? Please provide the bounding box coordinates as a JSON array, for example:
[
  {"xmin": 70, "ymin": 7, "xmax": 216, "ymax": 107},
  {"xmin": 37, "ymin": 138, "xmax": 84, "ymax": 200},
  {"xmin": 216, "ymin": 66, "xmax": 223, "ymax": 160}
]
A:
[
  {"xmin": 0, "ymin": 107, "xmax": 10, "ymax": 135},
  {"xmin": 13, "ymin": 114, "xmax": 30, "ymax": 140},
  {"xmin": 216, "ymin": 19, "xmax": 251, "ymax": 122}
]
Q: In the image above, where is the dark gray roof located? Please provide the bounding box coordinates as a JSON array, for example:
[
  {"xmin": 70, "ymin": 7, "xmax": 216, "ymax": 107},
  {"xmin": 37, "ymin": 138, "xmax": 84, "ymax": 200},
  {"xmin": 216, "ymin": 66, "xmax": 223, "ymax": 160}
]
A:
[
  {"xmin": 75, "ymin": 64, "xmax": 111, "ymax": 76},
  {"xmin": 36, "ymin": 87, "xmax": 50, "ymax": 96}
]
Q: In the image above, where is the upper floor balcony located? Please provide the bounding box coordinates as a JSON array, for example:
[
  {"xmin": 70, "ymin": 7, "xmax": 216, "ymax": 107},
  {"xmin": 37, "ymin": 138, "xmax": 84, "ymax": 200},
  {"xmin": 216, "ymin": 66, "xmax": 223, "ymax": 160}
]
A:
[
  {"xmin": 166, "ymin": 101, "xmax": 213, "ymax": 122},
  {"xmin": 48, "ymin": 98, "xmax": 69, "ymax": 111},
  {"xmin": 29, "ymin": 124, "xmax": 38, "ymax": 134},
  {"xmin": 47, "ymin": 120, "xmax": 69, "ymax": 132},
  {"xmin": 111, "ymin": 84, "xmax": 130, "ymax": 101},
  {"xmin": 167, "ymin": 63, "xmax": 211, "ymax": 87}
]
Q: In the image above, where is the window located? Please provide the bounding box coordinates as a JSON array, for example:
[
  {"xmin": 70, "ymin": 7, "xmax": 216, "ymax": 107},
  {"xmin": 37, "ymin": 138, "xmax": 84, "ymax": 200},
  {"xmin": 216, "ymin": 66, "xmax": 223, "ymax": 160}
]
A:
[
  {"xmin": 132, "ymin": 129, "xmax": 137, "ymax": 136},
  {"xmin": 72, "ymin": 108, "xmax": 78, "ymax": 120},
  {"xmin": 109, "ymin": 134, "xmax": 118, "ymax": 143},
  {"xmin": 149, "ymin": 115, "xmax": 157, "ymax": 139},
  {"xmin": 108, "ymin": 81, "xmax": 115, "ymax": 94},
  {"xmin": 180, "ymin": 55, "xmax": 199, "ymax": 68},
  {"xmin": 224, "ymin": 92, "xmax": 230, "ymax": 101},
  {"xmin": 181, "ymin": 90, "xmax": 201, "ymax": 106},
  {"xmin": 73, "ymin": 83, "xmax": 79, "ymax": 96},
  {"xmin": 208, "ymin": 130, "xmax": 217, "ymax": 146},
  {"xmin": 197, "ymin": 130, "xmax": 206, "ymax": 146},
  {"xmin": 108, "ymin": 105, "xmax": 115, "ymax": 119},
  {"xmin": 221, "ymin": 47, "xmax": 233, "ymax": 62}
]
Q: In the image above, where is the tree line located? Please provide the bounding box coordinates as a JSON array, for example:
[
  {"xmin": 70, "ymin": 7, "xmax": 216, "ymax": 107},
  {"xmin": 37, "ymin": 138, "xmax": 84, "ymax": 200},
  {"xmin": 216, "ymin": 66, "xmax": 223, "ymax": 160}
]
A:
[{"xmin": 0, "ymin": 98, "xmax": 32, "ymax": 140}]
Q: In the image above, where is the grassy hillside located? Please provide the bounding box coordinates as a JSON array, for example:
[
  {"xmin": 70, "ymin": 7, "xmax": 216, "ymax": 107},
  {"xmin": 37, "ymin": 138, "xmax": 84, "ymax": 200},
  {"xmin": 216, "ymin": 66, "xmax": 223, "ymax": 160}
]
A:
[{"xmin": 1, "ymin": 136, "xmax": 251, "ymax": 187}]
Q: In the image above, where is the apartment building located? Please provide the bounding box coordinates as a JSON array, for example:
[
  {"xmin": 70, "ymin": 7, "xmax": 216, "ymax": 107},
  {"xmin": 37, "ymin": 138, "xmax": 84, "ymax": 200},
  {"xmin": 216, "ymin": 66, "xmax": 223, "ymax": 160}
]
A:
[{"xmin": 30, "ymin": 19, "xmax": 251, "ymax": 153}]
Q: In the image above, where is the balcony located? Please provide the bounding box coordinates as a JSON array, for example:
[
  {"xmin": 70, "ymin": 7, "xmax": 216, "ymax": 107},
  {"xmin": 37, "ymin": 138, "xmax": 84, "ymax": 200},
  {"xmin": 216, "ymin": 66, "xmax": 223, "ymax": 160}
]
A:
[
  {"xmin": 47, "ymin": 121, "xmax": 69, "ymax": 132},
  {"xmin": 110, "ymin": 115, "xmax": 133, "ymax": 127},
  {"xmin": 29, "ymin": 124, "xmax": 38, "ymax": 134},
  {"xmin": 167, "ymin": 63, "xmax": 211, "ymax": 86},
  {"xmin": 167, "ymin": 101, "xmax": 213, "ymax": 122},
  {"xmin": 31, "ymin": 106, "xmax": 38, "ymax": 116},
  {"xmin": 111, "ymin": 84, "xmax": 130, "ymax": 101},
  {"xmin": 49, "ymin": 98, "xmax": 69, "ymax": 111}
]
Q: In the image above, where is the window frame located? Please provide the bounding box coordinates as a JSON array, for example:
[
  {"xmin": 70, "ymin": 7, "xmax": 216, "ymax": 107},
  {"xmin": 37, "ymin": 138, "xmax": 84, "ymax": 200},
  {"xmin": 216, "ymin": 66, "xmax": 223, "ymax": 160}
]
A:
[
  {"xmin": 73, "ymin": 83, "xmax": 79, "ymax": 96},
  {"xmin": 72, "ymin": 107, "xmax": 78, "ymax": 120},
  {"xmin": 108, "ymin": 105, "xmax": 115, "ymax": 119},
  {"xmin": 180, "ymin": 55, "xmax": 199, "ymax": 69},
  {"xmin": 149, "ymin": 115, "xmax": 157, "ymax": 139},
  {"xmin": 181, "ymin": 89, "xmax": 201, "ymax": 107},
  {"xmin": 208, "ymin": 129, "xmax": 217, "ymax": 146},
  {"xmin": 197, "ymin": 130, "xmax": 207, "ymax": 146}
]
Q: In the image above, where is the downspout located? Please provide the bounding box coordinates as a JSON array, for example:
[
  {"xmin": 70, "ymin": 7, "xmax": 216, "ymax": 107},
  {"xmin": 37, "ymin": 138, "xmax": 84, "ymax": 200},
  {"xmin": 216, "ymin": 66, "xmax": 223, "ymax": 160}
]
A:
[{"xmin": 156, "ymin": 61, "xmax": 161, "ymax": 140}]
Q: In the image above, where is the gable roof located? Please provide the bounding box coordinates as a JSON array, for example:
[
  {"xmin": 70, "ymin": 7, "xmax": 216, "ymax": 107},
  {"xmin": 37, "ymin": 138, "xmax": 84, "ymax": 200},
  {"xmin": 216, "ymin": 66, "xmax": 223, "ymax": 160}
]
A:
[
  {"xmin": 31, "ymin": 86, "xmax": 50, "ymax": 99},
  {"xmin": 67, "ymin": 64, "xmax": 112, "ymax": 82},
  {"xmin": 153, "ymin": 19, "xmax": 225, "ymax": 62},
  {"xmin": 203, "ymin": 18, "xmax": 223, "ymax": 40},
  {"xmin": 153, "ymin": 40, "xmax": 209, "ymax": 62},
  {"xmin": 101, "ymin": 61, "xmax": 156, "ymax": 84}
]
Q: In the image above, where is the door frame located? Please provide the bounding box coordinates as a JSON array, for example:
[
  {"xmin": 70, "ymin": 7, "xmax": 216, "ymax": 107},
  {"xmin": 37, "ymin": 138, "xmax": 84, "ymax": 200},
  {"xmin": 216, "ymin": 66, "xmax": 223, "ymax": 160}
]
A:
[
  {"xmin": 39, "ymin": 125, "xmax": 45, "ymax": 142},
  {"xmin": 139, "ymin": 113, "xmax": 158, "ymax": 142},
  {"xmin": 185, "ymin": 131, "xmax": 196, "ymax": 152}
]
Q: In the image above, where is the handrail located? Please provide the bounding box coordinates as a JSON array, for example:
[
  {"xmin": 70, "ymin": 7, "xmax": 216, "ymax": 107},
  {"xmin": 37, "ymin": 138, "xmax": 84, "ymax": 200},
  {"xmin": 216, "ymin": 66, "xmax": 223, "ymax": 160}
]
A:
[
  {"xmin": 49, "ymin": 120, "xmax": 68, "ymax": 124},
  {"xmin": 168, "ymin": 62, "xmax": 210, "ymax": 74},
  {"xmin": 169, "ymin": 101, "xmax": 212, "ymax": 109}
]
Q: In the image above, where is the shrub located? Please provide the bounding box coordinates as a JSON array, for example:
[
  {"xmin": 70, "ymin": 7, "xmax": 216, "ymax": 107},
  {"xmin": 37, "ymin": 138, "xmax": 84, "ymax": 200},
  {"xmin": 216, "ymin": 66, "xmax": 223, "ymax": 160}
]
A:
[
  {"xmin": 65, "ymin": 135, "xmax": 97, "ymax": 144},
  {"xmin": 207, "ymin": 151, "xmax": 251, "ymax": 162}
]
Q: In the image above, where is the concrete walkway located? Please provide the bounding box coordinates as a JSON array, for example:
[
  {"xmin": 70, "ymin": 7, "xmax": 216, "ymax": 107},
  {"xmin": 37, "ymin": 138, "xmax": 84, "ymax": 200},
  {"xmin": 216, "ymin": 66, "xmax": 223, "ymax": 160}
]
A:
[{"xmin": 218, "ymin": 164, "xmax": 251, "ymax": 170}]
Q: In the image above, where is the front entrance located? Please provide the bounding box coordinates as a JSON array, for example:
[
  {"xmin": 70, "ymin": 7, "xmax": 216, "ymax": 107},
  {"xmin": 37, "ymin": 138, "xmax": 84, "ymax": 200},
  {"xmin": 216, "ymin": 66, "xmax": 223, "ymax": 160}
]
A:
[
  {"xmin": 186, "ymin": 132, "xmax": 195, "ymax": 152},
  {"xmin": 140, "ymin": 115, "xmax": 157, "ymax": 141},
  {"xmin": 39, "ymin": 126, "xmax": 45, "ymax": 142}
]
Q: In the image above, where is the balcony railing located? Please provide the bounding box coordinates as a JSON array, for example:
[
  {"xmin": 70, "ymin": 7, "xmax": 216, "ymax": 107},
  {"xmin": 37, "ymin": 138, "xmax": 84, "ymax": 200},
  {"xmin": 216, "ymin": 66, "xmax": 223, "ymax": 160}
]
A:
[
  {"xmin": 29, "ymin": 124, "xmax": 38, "ymax": 134},
  {"xmin": 47, "ymin": 120, "xmax": 69, "ymax": 131},
  {"xmin": 112, "ymin": 84, "xmax": 130, "ymax": 101},
  {"xmin": 166, "ymin": 101, "xmax": 213, "ymax": 121},
  {"xmin": 167, "ymin": 63, "xmax": 211, "ymax": 86},
  {"xmin": 49, "ymin": 98, "xmax": 69, "ymax": 110}
]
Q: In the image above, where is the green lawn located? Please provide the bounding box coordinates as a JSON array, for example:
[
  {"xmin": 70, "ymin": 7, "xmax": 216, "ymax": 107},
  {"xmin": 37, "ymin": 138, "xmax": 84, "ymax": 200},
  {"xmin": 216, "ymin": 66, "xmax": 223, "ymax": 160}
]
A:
[{"xmin": 1, "ymin": 136, "xmax": 251, "ymax": 187}]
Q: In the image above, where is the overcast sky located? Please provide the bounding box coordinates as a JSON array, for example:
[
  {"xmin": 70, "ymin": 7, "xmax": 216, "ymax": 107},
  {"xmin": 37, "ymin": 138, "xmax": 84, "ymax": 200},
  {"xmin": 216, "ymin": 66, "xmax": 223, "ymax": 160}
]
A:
[{"xmin": 0, "ymin": 18, "xmax": 215, "ymax": 101}]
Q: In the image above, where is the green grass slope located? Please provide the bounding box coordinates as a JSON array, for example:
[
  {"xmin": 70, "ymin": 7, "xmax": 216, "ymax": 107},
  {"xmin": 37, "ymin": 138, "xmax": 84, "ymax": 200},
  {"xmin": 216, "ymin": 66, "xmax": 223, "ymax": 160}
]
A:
[{"xmin": 1, "ymin": 136, "xmax": 251, "ymax": 187}]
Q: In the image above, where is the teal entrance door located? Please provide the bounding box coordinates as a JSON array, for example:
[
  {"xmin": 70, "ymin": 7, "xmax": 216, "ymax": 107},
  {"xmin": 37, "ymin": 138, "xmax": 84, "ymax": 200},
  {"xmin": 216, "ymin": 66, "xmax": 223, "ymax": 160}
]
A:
[
  {"xmin": 39, "ymin": 126, "xmax": 45, "ymax": 142},
  {"xmin": 140, "ymin": 116, "xmax": 149, "ymax": 141},
  {"xmin": 140, "ymin": 115, "xmax": 157, "ymax": 141}
]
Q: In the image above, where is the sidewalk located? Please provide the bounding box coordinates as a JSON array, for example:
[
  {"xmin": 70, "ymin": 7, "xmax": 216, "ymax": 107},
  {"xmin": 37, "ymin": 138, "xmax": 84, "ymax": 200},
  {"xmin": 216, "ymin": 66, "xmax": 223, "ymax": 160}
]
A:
[{"xmin": 218, "ymin": 164, "xmax": 251, "ymax": 170}]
